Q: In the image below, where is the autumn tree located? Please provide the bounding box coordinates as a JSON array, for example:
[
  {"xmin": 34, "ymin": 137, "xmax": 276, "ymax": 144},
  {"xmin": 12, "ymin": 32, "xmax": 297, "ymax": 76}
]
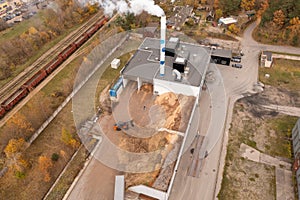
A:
[
  {"xmin": 219, "ymin": 0, "xmax": 241, "ymax": 15},
  {"xmin": 61, "ymin": 127, "xmax": 80, "ymax": 149},
  {"xmin": 240, "ymin": 0, "xmax": 255, "ymax": 11},
  {"xmin": 215, "ymin": 9, "xmax": 223, "ymax": 21},
  {"xmin": 288, "ymin": 17, "xmax": 300, "ymax": 32},
  {"xmin": 213, "ymin": 0, "xmax": 219, "ymax": 9},
  {"xmin": 273, "ymin": 10, "xmax": 285, "ymax": 28},
  {"xmin": 6, "ymin": 113, "xmax": 34, "ymax": 139},
  {"xmin": 4, "ymin": 138, "xmax": 29, "ymax": 174},
  {"xmin": 38, "ymin": 155, "xmax": 53, "ymax": 182},
  {"xmin": 228, "ymin": 24, "xmax": 240, "ymax": 34}
]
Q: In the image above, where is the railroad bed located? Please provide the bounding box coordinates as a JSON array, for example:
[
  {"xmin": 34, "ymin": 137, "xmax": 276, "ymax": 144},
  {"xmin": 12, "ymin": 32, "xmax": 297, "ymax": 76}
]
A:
[
  {"xmin": 0, "ymin": 11, "xmax": 109, "ymax": 119},
  {"xmin": 0, "ymin": 11, "xmax": 104, "ymax": 102}
]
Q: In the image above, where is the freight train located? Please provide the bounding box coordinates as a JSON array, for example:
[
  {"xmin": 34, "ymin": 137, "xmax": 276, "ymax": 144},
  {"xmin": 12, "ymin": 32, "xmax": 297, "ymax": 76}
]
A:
[{"xmin": 0, "ymin": 16, "xmax": 108, "ymax": 119}]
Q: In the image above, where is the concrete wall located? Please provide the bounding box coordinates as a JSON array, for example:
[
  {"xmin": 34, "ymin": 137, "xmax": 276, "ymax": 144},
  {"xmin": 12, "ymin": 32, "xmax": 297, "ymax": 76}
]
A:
[
  {"xmin": 292, "ymin": 119, "xmax": 300, "ymax": 156},
  {"xmin": 153, "ymin": 78, "xmax": 199, "ymax": 97},
  {"xmin": 292, "ymin": 119, "xmax": 300, "ymax": 200}
]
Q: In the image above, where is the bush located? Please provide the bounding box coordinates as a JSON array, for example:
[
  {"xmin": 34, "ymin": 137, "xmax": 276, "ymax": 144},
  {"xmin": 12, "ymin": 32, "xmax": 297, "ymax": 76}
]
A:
[
  {"xmin": 15, "ymin": 171, "xmax": 26, "ymax": 179},
  {"xmin": 51, "ymin": 153, "xmax": 59, "ymax": 161}
]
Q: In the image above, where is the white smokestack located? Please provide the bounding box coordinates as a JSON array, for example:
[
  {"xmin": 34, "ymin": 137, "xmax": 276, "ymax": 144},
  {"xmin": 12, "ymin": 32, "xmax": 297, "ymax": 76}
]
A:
[{"xmin": 160, "ymin": 15, "xmax": 166, "ymax": 76}]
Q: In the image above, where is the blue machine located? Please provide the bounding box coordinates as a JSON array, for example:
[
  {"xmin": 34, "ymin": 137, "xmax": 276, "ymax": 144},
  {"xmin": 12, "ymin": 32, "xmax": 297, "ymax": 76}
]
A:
[{"xmin": 109, "ymin": 77, "xmax": 123, "ymax": 98}]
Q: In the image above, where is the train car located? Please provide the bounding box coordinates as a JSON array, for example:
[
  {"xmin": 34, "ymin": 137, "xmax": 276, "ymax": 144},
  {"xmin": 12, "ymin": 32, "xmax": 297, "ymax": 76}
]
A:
[
  {"xmin": 74, "ymin": 34, "xmax": 89, "ymax": 48},
  {"xmin": 95, "ymin": 17, "xmax": 107, "ymax": 29},
  {"xmin": 86, "ymin": 25, "xmax": 98, "ymax": 37},
  {"xmin": 23, "ymin": 69, "xmax": 47, "ymax": 91},
  {"xmin": 1, "ymin": 87, "xmax": 29, "ymax": 111},
  {"xmin": 59, "ymin": 44, "xmax": 77, "ymax": 60},
  {"xmin": 44, "ymin": 56, "xmax": 64, "ymax": 74},
  {"xmin": 0, "ymin": 107, "xmax": 6, "ymax": 118}
]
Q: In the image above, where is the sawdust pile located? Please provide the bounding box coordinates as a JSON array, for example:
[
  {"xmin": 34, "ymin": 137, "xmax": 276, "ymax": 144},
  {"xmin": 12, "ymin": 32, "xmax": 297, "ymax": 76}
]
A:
[
  {"xmin": 155, "ymin": 93, "xmax": 180, "ymax": 130},
  {"xmin": 155, "ymin": 92, "xmax": 195, "ymax": 131}
]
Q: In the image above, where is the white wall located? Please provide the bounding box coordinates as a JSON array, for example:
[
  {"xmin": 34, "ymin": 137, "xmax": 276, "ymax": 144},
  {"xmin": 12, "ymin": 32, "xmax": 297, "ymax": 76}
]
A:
[
  {"xmin": 265, "ymin": 60, "xmax": 272, "ymax": 68},
  {"xmin": 153, "ymin": 78, "xmax": 199, "ymax": 97}
]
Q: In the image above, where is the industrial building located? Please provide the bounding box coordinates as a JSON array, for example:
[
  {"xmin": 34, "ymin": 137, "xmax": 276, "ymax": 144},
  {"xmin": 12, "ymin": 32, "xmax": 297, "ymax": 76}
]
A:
[
  {"xmin": 109, "ymin": 38, "xmax": 232, "ymax": 99},
  {"xmin": 109, "ymin": 15, "xmax": 231, "ymax": 100}
]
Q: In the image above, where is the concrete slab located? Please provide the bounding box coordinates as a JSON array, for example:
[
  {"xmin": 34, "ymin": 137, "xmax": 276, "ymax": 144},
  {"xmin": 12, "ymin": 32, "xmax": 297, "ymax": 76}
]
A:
[
  {"xmin": 260, "ymin": 153, "xmax": 292, "ymax": 169},
  {"xmin": 276, "ymin": 168, "xmax": 295, "ymax": 200},
  {"xmin": 240, "ymin": 143, "xmax": 260, "ymax": 162}
]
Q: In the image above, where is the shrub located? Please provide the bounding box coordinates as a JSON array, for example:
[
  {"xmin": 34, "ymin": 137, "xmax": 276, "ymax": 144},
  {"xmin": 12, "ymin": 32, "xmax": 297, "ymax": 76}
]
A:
[{"xmin": 51, "ymin": 153, "xmax": 59, "ymax": 161}]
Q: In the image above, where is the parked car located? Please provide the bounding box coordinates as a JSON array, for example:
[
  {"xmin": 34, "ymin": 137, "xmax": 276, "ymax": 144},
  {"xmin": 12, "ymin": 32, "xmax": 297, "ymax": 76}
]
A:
[
  {"xmin": 14, "ymin": 18, "xmax": 22, "ymax": 23},
  {"xmin": 232, "ymin": 55, "xmax": 241, "ymax": 59},
  {"xmin": 14, "ymin": 11, "xmax": 21, "ymax": 16},
  {"xmin": 232, "ymin": 63, "xmax": 242, "ymax": 68},
  {"xmin": 231, "ymin": 58, "xmax": 241, "ymax": 63}
]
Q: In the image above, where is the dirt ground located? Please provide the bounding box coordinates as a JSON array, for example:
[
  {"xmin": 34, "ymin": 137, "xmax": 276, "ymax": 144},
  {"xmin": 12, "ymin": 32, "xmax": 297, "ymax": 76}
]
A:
[
  {"xmin": 101, "ymin": 84, "xmax": 195, "ymax": 192},
  {"xmin": 218, "ymin": 85, "xmax": 298, "ymax": 200}
]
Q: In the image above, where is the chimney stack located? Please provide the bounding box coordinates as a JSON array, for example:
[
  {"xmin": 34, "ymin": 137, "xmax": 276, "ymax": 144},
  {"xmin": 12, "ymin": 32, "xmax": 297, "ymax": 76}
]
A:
[{"xmin": 160, "ymin": 15, "xmax": 166, "ymax": 76}]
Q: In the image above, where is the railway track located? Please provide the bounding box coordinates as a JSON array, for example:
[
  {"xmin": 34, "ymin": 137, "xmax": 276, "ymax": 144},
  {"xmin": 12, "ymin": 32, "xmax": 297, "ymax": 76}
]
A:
[{"xmin": 0, "ymin": 11, "xmax": 104, "ymax": 102}]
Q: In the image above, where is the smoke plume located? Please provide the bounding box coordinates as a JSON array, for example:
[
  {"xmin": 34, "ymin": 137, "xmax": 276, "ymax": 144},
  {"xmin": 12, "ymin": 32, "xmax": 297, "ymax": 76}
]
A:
[{"xmin": 98, "ymin": 0, "xmax": 165, "ymax": 17}]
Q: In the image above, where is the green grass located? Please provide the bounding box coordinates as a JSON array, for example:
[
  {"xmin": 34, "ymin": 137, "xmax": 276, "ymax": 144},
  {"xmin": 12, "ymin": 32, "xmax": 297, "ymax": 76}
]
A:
[
  {"xmin": 259, "ymin": 59, "xmax": 300, "ymax": 91},
  {"xmin": 265, "ymin": 115, "xmax": 297, "ymax": 159},
  {"xmin": 271, "ymin": 51, "xmax": 300, "ymax": 57},
  {"xmin": 95, "ymin": 51, "xmax": 135, "ymax": 108},
  {"xmin": 0, "ymin": 12, "xmax": 45, "ymax": 43}
]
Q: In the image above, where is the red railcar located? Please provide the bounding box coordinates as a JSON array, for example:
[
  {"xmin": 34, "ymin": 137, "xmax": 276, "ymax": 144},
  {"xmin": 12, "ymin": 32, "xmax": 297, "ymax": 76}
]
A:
[
  {"xmin": 86, "ymin": 25, "xmax": 98, "ymax": 37},
  {"xmin": 1, "ymin": 87, "xmax": 29, "ymax": 111},
  {"xmin": 95, "ymin": 17, "xmax": 107, "ymax": 29},
  {"xmin": 0, "ymin": 107, "xmax": 6, "ymax": 118},
  {"xmin": 23, "ymin": 69, "xmax": 47, "ymax": 91},
  {"xmin": 74, "ymin": 34, "xmax": 89, "ymax": 48},
  {"xmin": 59, "ymin": 44, "xmax": 77, "ymax": 60},
  {"xmin": 44, "ymin": 56, "xmax": 64, "ymax": 74}
]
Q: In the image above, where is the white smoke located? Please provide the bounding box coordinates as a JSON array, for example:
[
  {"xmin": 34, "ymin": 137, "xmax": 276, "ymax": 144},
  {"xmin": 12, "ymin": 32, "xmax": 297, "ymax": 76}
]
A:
[{"xmin": 98, "ymin": 0, "xmax": 165, "ymax": 17}]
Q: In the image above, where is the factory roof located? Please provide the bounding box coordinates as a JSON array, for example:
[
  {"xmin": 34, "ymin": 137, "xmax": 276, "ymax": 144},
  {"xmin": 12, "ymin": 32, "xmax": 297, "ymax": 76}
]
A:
[
  {"xmin": 166, "ymin": 37, "xmax": 179, "ymax": 50},
  {"xmin": 211, "ymin": 48, "xmax": 232, "ymax": 58},
  {"xmin": 122, "ymin": 37, "xmax": 211, "ymax": 87}
]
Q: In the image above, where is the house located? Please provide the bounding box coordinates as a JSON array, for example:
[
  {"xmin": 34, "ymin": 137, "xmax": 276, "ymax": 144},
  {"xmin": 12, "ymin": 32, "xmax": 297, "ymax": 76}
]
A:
[
  {"xmin": 292, "ymin": 118, "xmax": 300, "ymax": 200},
  {"xmin": 0, "ymin": 0, "xmax": 8, "ymax": 15},
  {"xmin": 206, "ymin": 10, "xmax": 214, "ymax": 21},
  {"xmin": 218, "ymin": 17, "xmax": 237, "ymax": 26},
  {"xmin": 261, "ymin": 51, "xmax": 273, "ymax": 68}
]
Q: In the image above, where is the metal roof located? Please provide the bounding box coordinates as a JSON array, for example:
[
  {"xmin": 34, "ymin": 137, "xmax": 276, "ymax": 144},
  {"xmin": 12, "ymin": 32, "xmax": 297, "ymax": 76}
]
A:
[
  {"xmin": 211, "ymin": 48, "xmax": 232, "ymax": 58},
  {"xmin": 122, "ymin": 37, "xmax": 211, "ymax": 87},
  {"xmin": 262, "ymin": 51, "xmax": 272, "ymax": 61},
  {"xmin": 114, "ymin": 176, "xmax": 125, "ymax": 200},
  {"xmin": 218, "ymin": 17, "xmax": 237, "ymax": 25}
]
